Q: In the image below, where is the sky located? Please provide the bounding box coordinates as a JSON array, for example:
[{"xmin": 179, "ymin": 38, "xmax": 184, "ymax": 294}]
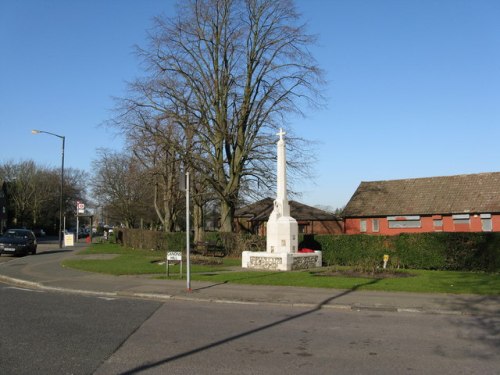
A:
[{"xmin": 1, "ymin": 0, "xmax": 499, "ymax": 210}]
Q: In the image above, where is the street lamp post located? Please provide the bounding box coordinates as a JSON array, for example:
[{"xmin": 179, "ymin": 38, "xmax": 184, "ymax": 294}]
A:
[{"xmin": 32, "ymin": 129, "xmax": 65, "ymax": 248}]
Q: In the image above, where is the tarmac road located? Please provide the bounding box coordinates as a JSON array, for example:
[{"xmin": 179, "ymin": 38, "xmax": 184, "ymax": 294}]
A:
[
  {"xmin": 0, "ymin": 281, "xmax": 161, "ymax": 375},
  {"xmin": 2, "ymin": 281, "xmax": 498, "ymax": 375},
  {"xmin": 0, "ymin": 241, "xmax": 499, "ymax": 374}
]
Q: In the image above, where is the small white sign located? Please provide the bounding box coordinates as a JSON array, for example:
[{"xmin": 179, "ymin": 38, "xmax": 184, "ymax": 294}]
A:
[
  {"xmin": 64, "ymin": 234, "xmax": 74, "ymax": 247},
  {"xmin": 167, "ymin": 251, "xmax": 182, "ymax": 261},
  {"xmin": 77, "ymin": 202, "xmax": 85, "ymax": 214}
]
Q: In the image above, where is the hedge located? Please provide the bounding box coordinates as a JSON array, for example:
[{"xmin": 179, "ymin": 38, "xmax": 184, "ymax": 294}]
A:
[
  {"xmin": 116, "ymin": 229, "xmax": 500, "ymax": 272},
  {"xmin": 119, "ymin": 228, "xmax": 265, "ymax": 257},
  {"xmin": 312, "ymin": 232, "xmax": 500, "ymax": 272}
]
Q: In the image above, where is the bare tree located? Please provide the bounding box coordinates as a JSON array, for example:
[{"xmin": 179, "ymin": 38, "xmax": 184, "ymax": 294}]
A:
[
  {"xmin": 91, "ymin": 150, "xmax": 154, "ymax": 228},
  {"xmin": 0, "ymin": 161, "xmax": 88, "ymax": 231},
  {"xmin": 112, "ymin": 0, "xmax": 323, "ymax": 232}
]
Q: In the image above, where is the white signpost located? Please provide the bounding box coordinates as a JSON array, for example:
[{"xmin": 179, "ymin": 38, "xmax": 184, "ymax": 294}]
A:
[
  {"xmin": 76, "ymin": 201, "xmax": 85, "ymax": 243},
  {"xmin": 166, "ymin": 251, "xmax": 183, "ymax": 278}
]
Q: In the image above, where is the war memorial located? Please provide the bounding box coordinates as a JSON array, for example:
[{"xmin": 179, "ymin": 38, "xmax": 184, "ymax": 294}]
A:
[{"xmin": 242, "ymin": 129, "xmax": 322, "ymax": 271}]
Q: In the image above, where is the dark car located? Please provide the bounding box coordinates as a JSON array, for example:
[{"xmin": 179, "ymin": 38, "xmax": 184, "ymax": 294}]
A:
[{"xmin": 0, "ymin": 229, "xmax": 37, "ymax": 256}]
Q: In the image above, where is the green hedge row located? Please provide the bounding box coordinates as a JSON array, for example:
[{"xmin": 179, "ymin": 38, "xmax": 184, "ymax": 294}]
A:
[
  {"xmin": 120, "ymin": 228, "xmax": 265, "ymax": 257},
  {"xmin": 118, "ymin": 229, "xmax": 500, "ymax": 272},
  {"xmin": 312, "ymin": 232, "xmax": 500, "ymax": 272}
]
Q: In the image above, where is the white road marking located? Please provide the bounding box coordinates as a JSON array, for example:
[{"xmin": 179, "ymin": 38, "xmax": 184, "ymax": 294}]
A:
[{"xmin": 4, "ymin": 286, "xmax": 44, "ymax": 293}]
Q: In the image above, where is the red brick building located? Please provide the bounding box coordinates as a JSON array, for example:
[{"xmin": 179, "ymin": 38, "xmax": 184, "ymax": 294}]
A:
[
  {"xmin": 343, "ymin": 172, "xmax": 500, "ymax": 235},
  {"xmin": 235, "ymin": 197, "xmax": 343, "ymax": 235}
]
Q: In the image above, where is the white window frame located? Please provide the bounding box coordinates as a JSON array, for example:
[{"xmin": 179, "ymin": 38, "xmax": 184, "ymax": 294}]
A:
[
  {"xmin": 452, "ymin": 214, "xmax": 470, "ymax": 225},
  {"xmin": 387, "ymin": 216, "xmax": 421, "ymax": 229},
  {"xmin": 480, "ymin": 214, "xmax": 492, "ymax": 232},
  {"xmin": 360, "ymin": 219, "xmax": 367, "ymax": 232}
]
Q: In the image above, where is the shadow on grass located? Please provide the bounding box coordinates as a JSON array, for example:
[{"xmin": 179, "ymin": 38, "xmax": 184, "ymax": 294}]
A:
[{"xmin": 118, "ymin": 278, "xmax": 380, "ymax": 375}]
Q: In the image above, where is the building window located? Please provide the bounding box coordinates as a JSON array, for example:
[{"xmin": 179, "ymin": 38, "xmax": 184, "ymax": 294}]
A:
[
  {"xmin": 387, "ymin": 216, "xmax": 421, "ymax": 229},
  {"xmin": 481, "ymin": 214, "xmax": 492, "ymax": 232},
  {"xmin": 372, "ymin": 219, "xmax": 379, "ymax": 232},
  {"xmin": 433, "ymin": 219, "xmax": 443, "ymax": 227},
  {"xmin": 360, "ymin": 220, "xmax": 367, "ymax": 232},
  {"xmin": 452, "ymin": 214, "xmax": 470, "ymax": 225}
]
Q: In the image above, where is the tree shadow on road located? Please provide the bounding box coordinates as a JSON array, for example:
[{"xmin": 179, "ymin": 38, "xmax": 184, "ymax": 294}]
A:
[
  {"xmin": 190, "ymin": 271, "xmax": 283, "ymax": 291},
  {"xmin": 446, "ymin": 294, "xmax": 500, "ymax": 354},
  {"xmin": 35, "ymin": 249, "xmax": 74, "ymax": 256},
  {"xmin": 118, "ymin": 278, "xmax": 380, "ymax": 375}
]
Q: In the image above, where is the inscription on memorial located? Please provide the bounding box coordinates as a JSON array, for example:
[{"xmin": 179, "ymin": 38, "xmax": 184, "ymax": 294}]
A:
[
  {"xmin": 250, "ymin": 256, "xmax": 283, "ymax": 270},
  {"xmin": 292, "ymin": 255, "xmax": 318, "ymax": 270}
]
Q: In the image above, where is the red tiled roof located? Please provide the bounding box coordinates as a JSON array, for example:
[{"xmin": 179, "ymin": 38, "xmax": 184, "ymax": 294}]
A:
[{"xmin": 344, "ymin": 172, "xmax": 500, "ymax": 217}]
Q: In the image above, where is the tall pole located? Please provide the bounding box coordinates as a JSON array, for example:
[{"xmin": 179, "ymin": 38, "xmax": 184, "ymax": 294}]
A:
[
  {"xmin": 60, "ymin": 135, "xmax": 65, "ymax": 248},
  {"xmin": 32, "ymin": 129, "xmax": 65, "ymax": 248},
  {"xmin": 186, "ymin": 171, "xmax": 191, "ymax": 291}
]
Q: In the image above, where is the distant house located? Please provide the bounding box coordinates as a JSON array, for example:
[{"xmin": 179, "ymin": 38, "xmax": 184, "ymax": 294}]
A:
[
  {"xmin": 235, "ymin": 197, "xmax": 343, "ymax": 235},
  {"xmin": 343, "ymin": 172, "xmax": 500, "ymax": 235}
]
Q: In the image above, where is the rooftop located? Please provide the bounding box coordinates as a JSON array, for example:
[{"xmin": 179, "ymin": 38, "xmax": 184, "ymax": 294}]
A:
[{"xmin": 343, "ymin": 172, "xmax": 500, "ymax": 217}]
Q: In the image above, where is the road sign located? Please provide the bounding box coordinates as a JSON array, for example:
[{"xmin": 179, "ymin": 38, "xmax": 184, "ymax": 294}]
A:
[
  {"xmin": 167, "ymin": 251, "xmax": 182, "ymax": 261},
  {"xmin": 166, "ymin": 251, "xmax": 183, "ymax": 278}
]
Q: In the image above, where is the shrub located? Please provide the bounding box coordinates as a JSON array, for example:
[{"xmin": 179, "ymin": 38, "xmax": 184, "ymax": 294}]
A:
[
  {"xmin": 315, "ymin": 232, "xmax": 500, "ymax": 272},
  {"xmin": 119, "ymin": 229, "xmax": 500, "ymax": 271}
]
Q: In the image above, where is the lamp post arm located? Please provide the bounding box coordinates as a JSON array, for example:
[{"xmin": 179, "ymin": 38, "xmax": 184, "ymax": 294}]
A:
[{"xmin": 33, "ymin": 129, "xmax": 64, "ymax": 140}]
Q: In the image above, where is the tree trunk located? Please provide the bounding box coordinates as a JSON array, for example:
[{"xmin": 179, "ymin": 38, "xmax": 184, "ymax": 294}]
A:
[
  {"xmin": 219, "ymin": 199, "xmax": 234, "ymax": 233},
  {"xmin": 193, "ymin": 202, "xmax": 204, "ymax": 243}
]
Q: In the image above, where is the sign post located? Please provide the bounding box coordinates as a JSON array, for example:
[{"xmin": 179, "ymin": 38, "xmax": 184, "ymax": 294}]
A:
[
  {"xmin": 383, "ymin": 254, "xmax": 389, "ymax": 269},
  {"xmin": 185, "ymin": 171, "xmax": 191, "ymax": 291},
  {"xmin": 76, "ymin": 201, "xmax": 85, "ymax": 243},
  {"xmin": 166, "ymin": 251, "xmax": 183, "ymax": 278}
]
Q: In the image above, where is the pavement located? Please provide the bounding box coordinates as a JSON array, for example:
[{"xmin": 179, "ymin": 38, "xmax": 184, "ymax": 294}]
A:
[{"xmin": 1, "ymin": 242, "xmax": 499, "ymax": 317}]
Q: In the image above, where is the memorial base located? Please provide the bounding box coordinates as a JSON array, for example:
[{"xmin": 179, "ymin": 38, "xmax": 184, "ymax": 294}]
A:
[{"xmin": 242, "ymin": 251, "xmax": 322, "ymax": 271}]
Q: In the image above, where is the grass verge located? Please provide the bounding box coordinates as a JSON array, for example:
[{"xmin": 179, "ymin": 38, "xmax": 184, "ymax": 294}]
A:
[{"xmin": 62, "ymin": 243, "xmax": 500, "ymax": 295}]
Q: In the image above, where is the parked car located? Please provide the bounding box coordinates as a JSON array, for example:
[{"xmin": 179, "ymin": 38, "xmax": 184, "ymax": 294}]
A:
[
  {"xmin": 0, "ymin": 229, "xmax": 37, "ymax": 256},
  {"xmin": 33, "ymin": 228, "xmax": 46, "ymax": 237}
]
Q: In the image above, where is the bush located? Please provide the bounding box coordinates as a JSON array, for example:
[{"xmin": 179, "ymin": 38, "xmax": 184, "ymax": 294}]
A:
[
  {"xmin": 440, "ymin": 232, "xmax": 500, "ymax": 272},
  {"xmin": 121, "ymin": 229, "xmax": 186, "ymax": 252},
  {"xmin": 205, "ymin": 232, "xmax": 265, "ymax": 257},
  {"xmin": 120, "ymin": 229, "xmax": 265, "ymax": 257},
  {"xmin": 314, "ymin": 232, "xmax": 500, "ymax": 272},
  {"xmin": 118, "ymin": 229, "xmax": 500, "ymax": 271}
]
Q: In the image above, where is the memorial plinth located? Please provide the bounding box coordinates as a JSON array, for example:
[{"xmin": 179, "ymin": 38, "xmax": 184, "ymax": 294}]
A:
[{"xmin": 242, "ymin": 128, "xmax": 322, "ymax": 271}]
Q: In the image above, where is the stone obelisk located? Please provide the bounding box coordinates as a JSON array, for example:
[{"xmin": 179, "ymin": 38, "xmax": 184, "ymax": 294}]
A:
[{"xmin": 266, "ymin": 128, "xmax": 298, "ymax": 253}]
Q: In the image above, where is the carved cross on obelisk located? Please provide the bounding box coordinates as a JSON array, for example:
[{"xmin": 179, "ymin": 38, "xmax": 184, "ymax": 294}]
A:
[
  {"xmin": 266, "ymin": 128, "xmax": 298, "ymax": 253},
  {"xmin": 275, "ymin": 128, "xmax": 290, "ymax": 216}
]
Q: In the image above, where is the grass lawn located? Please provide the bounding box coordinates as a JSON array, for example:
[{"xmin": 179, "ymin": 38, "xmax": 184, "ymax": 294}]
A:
[
  {"xmin": 190, "ymin": 269, "xmax": 500, "ymax": 295},
  {"xmin": 63, "ymin": 242, "xmax": 240, "ymax": 275},
  {"xmin": 62, "ymin": 243, "xmax": 500, "ymax": 295}
]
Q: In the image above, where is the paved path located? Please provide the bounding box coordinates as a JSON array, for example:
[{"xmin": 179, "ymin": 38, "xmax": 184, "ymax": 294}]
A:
[{"xmin": 0, "ymin": 243, "xmax": 499, "ymax": 316}]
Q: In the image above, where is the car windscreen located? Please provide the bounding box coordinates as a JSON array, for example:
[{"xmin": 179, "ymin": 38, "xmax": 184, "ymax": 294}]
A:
[{"xmin": 5, "ymin": 231, "xmax": 25, "ymax": 238}]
